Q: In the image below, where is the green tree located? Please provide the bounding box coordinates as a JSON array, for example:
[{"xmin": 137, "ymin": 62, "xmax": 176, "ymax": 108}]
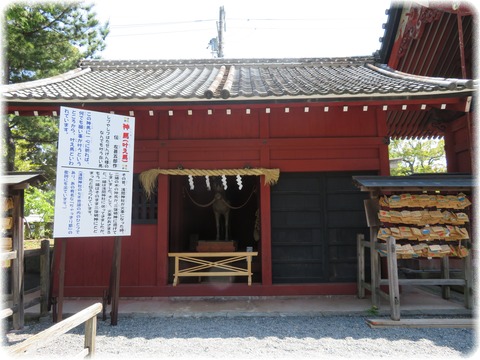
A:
[
  {"xmin": 8, "ymin": 115, "xmax": 59, "ymax": 184},
  {"xmin": 3, "ymin": 2, "xmax": 109, "ymax": 172},
  {"xmin": 389, "ymin": 139, "xmax": 447, "ymax": 176},
  {"xmin": 2, "ymin": 3, "xmax": 109, "ymax": 226},
  {"xmin": 5, "ymin": 2, "xmax": 109, "ymax": 83},
  {"xmin": 24, "ymin": 187, "xmax": 55, "ymax": 238}
]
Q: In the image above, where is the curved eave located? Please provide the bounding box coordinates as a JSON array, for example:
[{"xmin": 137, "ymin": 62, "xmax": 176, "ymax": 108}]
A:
[
  {"xmin": 0, "ymin": 68, "xmax": 91, "ymax": 93},
  {"xmin": 2, "ymin": 88, "xmax": 474, "ymax": 104}
]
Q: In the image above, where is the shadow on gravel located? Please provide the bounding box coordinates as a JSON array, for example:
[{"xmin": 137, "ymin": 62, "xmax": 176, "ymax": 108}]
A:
[{"xmin": 5, "ymin": 315, "xmax": 476, "ymax": 357}]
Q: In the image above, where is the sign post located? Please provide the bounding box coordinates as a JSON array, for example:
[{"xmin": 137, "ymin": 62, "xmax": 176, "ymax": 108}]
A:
[
  {"xmin": 53, "ymin": 107, "xmax": 135, "ymax": 324},
  {"xmin": 110, "ymin": 236, "xmax": 122, "ymax": 325}
]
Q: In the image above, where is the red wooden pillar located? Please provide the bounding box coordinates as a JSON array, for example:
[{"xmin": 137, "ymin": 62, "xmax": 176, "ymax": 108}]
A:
[
  {"xmin": 445, "ymin": 115, "xmax": 472, "ymax": 173},
  {"xmin": 376, "ymin": 108, "xmax": 390, "ymax": 175},
  {"xmin": 156, "ymin": 110, "xmax": 170, "ymax": 286},
  {"xmin": 156, "ymin": 174, "xmax": 169, "ymax": 286},
  {"xmin": 156, "ymin": 124, "xmax": 170, "ymax": 285},
  {"xmin": 444, "ymin": 125, "xmax": 458, "ymax": 173},
  {"xmin": 260, "ymin": 182, "xmax": 272, "ymax": 286},
  {"xmin": 259, "ymin": 108, "xmax": 272, "ymax": 286}
]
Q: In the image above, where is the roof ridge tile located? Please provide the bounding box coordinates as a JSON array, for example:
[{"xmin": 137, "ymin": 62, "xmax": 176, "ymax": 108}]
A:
[
  {"xmin": 2, "ymin": 58, "xmax": 474, "ymax": 102},
  {"xmin": 79, "ymin": 56, "xmax": 376, "ymax": 70}
]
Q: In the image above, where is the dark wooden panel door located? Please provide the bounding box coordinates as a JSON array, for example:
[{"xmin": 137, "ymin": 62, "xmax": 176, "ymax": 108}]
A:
[
  {"xmin": 271, "ymin": 172, "xmax": 370, "ymax": 284},
  {"xmin": 271, "ymin": 173, "xmax": 327, "ymax": 283},
  {"xmin": 324, "ymin": 173, "xmax": 371, "ymax": 282}
]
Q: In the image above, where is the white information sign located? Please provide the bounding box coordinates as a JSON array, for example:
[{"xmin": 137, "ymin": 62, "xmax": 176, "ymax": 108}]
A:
[{"xmin": 53, "ymin": 107, "xmax": 135, "ymax": 238}]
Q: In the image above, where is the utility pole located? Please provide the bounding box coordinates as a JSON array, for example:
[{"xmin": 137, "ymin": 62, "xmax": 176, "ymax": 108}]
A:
[
  {"xmin": 207, "ymin": 6, "xmax": 226, "ymax": 58},
  {"xmin": 217, "ymin": 6, "xmax": 226, "ymax": 58}
]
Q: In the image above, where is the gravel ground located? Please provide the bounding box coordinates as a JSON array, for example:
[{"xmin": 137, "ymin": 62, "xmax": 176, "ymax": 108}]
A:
[{"xmin": 3, "ymin": 314, "xmax": 477, "ymax": 359}]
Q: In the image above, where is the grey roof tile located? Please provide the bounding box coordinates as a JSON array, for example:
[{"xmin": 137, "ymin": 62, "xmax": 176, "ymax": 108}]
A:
[{"xmin": 1, "ymin": 57, "xmax": 475, "ymax": 102}]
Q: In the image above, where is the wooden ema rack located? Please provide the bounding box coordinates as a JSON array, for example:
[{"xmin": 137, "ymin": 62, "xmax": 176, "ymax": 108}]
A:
[{"xmin": 357, "ymin": 190, "xmax": 473, "ymax": 321}]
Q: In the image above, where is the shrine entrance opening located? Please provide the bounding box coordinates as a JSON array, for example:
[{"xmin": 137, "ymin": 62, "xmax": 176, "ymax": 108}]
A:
[{"xmin": 168, "ymin": 175, "xmax": 261, "ymax": 284}]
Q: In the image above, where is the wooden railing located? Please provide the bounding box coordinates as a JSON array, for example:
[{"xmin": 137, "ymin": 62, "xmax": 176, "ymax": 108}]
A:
[
  {"xmin": 1, "ymin": 239, "xmax": 51, "ymax": 328},
  {"xmin": 8, "ymin": 303, "xmax": 102, "ymax": 358},
  {"xmin": 168, "ymin": 252, "xmax": 258, "ymax": 286},
  {"xmin": 24, "ymin": 240, "xmax": 51, "ymax": 314}
]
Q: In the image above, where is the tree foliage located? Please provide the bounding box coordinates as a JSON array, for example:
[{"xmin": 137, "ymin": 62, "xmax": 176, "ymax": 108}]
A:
[
  {"xmin": 389, "ymin": 139, "xmax": 447, "ymax": 176},
  {"xmin": 3, "ymin": 3, "xmax": 109, "ymax": 222},
  {"xmin": 5, "ymin": 2, "xmax": 109, "ymax": 83},
  {"xmin": 24, "ymin": 186, "xmax": 55, "ymax": 238},
  {"xmin": 3, "ymin": 3, "xmax": 109, "ymax": 173},
  {"xmin": 8, "ymin": 115, "xmax": 59, "ymax": 184}
]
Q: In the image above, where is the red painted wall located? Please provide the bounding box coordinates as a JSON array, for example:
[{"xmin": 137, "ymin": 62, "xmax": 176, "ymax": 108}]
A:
[
  {"xmin": 445, "ymin": 114, "xmax": 473, "ymax": 173},
  {"xmin": 52, "ymin": 102, "xmax": 390, "ymax": 297}
]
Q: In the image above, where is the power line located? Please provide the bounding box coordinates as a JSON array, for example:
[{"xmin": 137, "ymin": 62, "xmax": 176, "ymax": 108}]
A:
[
  {"xmin": 109, "ymin": 16, "xmax": 367, "ymax": 30},
  {"xmin": 109, "ymin": 28, "xmax": 213, "ymax": 37},
  {"xmin": 229, "ymin": 17, "xmax": 363, "ymax": 21},
  {"xmin": 111, "ymin": 19, "xmax": 216, "ymax": 28},
  {"xmin": 109, "ymin": 24, "xmax": 380, "ymax": 38}
]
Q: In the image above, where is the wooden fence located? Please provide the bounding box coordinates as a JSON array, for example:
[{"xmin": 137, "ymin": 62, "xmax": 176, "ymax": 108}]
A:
[
  {"xmin": 357, "ymin": 233, "xmax": 472, "ymax": 320},
  {"xmin": 1, "ymin": 239, "xmax": 51, "ymax": 328},
  {"xmin": 7, "ymin": 303, "xmax": 102, "ymax": 358}
]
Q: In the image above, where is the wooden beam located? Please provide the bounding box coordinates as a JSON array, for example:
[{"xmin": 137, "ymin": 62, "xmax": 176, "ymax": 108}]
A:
[
  {"xmin": 378, "ymin": 278, "xmax": 466, "ymax": 286},
  {"xmin": 357, "ymin": 234, "xmax": 366, "ymax": 299},
  {"xmin": 8, "ymin": 303, "xmax": 102, "ymax": 356},
  {"xmin": 260, "ymin": 182, "xmax": 272, "ymax": 286},
  {"xmin": 0, "ymin": 308, "xmax": 14, "ymax": 319},
  {"xmin": 12, "ymin": 190, "xmax": 25, "ymax": 329},
  {"xmin": 40, "ymin": 239, "xmax": 50, "ymax": 316},
  {"xmin": 110, "ymin": 236, "xmax": 122, "ymax": 326},
  {"xmin": 0, "ymin": 250, "xmax": 17, "ymax": 261},
  {"xmin": 386, "ymin": 236, "xmax": 401, "ymax": 321},
  {"xmin": 367, "ymin": 318, "xmax": 474, "ymax": 328},
  {"xmin": 56, "ymin": 238, "xmax": 67, "ymax": 322}
]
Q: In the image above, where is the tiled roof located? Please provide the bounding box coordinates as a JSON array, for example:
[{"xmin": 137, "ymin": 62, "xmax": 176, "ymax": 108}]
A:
[
  {"xmin": 1, "ymin": 57, "xmax": 475, "ymax": 102},
  {"xmin": 352, "ymin": 174, "xmax": 474, "ymax": 190}
]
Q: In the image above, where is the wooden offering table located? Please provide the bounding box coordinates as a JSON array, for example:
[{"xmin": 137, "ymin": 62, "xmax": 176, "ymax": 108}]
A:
[{"xmin": 168, "ymin": 252, "xmax": 258, "ymax": 286}]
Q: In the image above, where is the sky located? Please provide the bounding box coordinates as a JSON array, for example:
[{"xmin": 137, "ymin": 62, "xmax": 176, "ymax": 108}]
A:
[{"xmin": 92, "ymin": 0, "xmax": 392, "ymax": 60}]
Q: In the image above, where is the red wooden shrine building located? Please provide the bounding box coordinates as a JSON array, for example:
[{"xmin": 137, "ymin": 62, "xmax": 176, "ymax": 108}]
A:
[
  {"xmin": 2, "ymin": 3, "xmax": 475, "ymax": 298},
  {"xmin": 377, "ymin": 1, "xmax": 475, "ymax": 173}
]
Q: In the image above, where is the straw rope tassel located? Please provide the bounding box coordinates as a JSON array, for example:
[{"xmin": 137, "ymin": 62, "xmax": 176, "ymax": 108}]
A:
[{"xmin": 139, "ymin": 168, "xmax": 280, "ymax": 198}]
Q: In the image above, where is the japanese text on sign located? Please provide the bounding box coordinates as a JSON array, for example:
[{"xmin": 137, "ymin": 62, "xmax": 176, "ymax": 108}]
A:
[{"xmin": 54, "ymin": 107, "xmax": 135, "ymax": 238}]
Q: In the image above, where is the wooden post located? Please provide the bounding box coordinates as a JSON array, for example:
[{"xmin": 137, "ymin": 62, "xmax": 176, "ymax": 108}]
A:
[
  {"xmin": 110, "ymin": 236, "xmax": 122, "ymax": 326},
  {"xmin": 357, "ymin": 233, "xmax": 365, "ymax": 299},
  {"xmin": 441, "ymin": 256, "xmax": 450, "ymax": 300},
  {"xmin": 156, "ymin": 173, "xmax": 169, "ymax": 286},
  {"xmin": 464, "ymin": 251, "xmax": 472, "ymax": 309},
  {"xmin": 386, "ymin": 236, "xmax": 400, "ymax": 321},
  {"xmin": 173, "ymin": 256, "xmax": 179, "ymax": 286},
  {"xmin": 260, "ymin": 182, "xmax": 272, "ymax": 286},
  {"xmin": 370, "ymin": 226, "xmax": 380, "ymax": 307},
  {"xmin": 56, "ymin": 238, "xmax": 67, "ymax": 322},
  {"xmin": 364, "ymin": 195, "xmax": 381, "ymax": 308},
  {"xmin": 247, "ymin": 254, "xmax": 253, "ymax": 286},
  {"xmin": 8, "ymin": 303, "xmax": 102, "ymax": 357},
  {"xmin": 40, "ymin": 239, "xmax": 50, "ymax": 316},
  {"xmin": 48, "ymin": 239, "xmax": 56, "ymax": 313},
  {"xmin": 84, "ymin": 314, "xmax": 97, "ymax": 356},
  {"xmin": 12, "ymin": 190, "xmax": 25, "ymax": 330}
]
